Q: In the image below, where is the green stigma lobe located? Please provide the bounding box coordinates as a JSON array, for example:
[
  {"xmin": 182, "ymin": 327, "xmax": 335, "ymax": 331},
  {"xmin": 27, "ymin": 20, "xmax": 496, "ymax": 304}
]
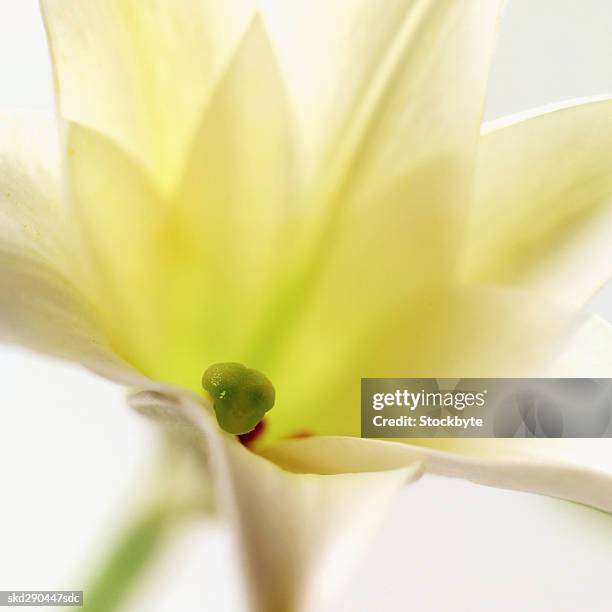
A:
[{"xmin": 202, "ymin": 362, "xmax": 275, "ymax": 435}]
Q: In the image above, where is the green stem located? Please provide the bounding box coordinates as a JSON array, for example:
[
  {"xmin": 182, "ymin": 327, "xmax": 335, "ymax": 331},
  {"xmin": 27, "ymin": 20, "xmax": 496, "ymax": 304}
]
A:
[
  {"xmin": 68, "ymin": 435, "xmax": 212, "ymax": 612},
  {"xmin": 76, "ymin": 506, "xmax": 173, "ymax": 612}
]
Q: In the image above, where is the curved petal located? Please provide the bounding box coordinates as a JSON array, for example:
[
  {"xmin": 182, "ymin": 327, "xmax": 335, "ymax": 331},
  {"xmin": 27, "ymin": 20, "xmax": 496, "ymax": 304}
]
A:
[
  {"xmin": 176, "ymin": 17, "xmax": 296, "ymax": 366},
  {"xmin": 241, "ymin": 1, "xmax": 505, "ymax": 375},
  {"xmin": 41, "ymin": 0, "xmax": 256, "ymax": 191},
  {"xmin": 263, "ymin": 315, "xmax": 612, "ymax": 513},
  {"xmin": 462, "ymin": 96, "xmax": 612, "ymax": 306},
  {"xmin": 0, "ymin": 111, "xmax": 140, "ymax": 383},
  {"xmin": 262, "ymin": 436, "xmax": 612, "ymax": 513},
  {"xmin": 0, "ymin": 111, "xmax": 63, "ymax": 259},
  {"xmin": 42, "ymin": 1, "xmax": 510, "ymax": 433},
  {"xmin": 129, "ymin": 388, "xmax": 422, "ymax": 612},
  {"xmin": 0, "ymin": 246, "xmax": 141, "ymax": 384},
  {"xmin": 63, "ymin": 17, "xmax": 296, "ymax": 387},
  {"xmin": 64, "ymin": 122, "xmax": 169, "ymax": 376},
  {"xmin": 263, "ymin": 286, "xmax": 576, "ymax": 440},
  {"xmin": 542, "ymin": 314, "xmax": 612, "ymax": 377},
  {"xmin": 259, "ymin": 0, "xmax": 504, "ymax": 198}
]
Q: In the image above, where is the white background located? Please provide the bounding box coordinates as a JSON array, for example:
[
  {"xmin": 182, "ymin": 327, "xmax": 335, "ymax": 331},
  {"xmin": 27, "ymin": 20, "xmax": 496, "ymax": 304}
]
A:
[{"xmin": 1, "ymin": 1, "xmax": 612, "ymax": 611}]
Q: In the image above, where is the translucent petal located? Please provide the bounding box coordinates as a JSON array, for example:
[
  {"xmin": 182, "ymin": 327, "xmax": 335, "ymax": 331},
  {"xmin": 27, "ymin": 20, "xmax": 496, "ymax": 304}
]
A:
[
  {"xmin": 258, "ymin": 0, "xmax": 504, "ymax": 197},
  {"xmin": 263, "ymin": 287, "xmax": 575, "ymax": 439},
  {"xmin": 262, "ymin": 435, "xmax": 612, "ymax": 513},
  {"xmin": 463, "ymin": 96, "xmax": 612, "ymax": 305},
  {"xmin": 0, "ymin": 112, "xmax": 137, "ymax": 382},
  {"xmin": 129, "ymin": 388, "xmax": 422, "ymax": 612},
  {"xmin": 62, "ymin": 20, "xmax": 295, "ymax": 384},
  {"xmin": 41, "ymin": 0, "xmax": 256, "ymax": 191},
  {"xmin": 262, "ymin": 314, "xmax": 612, "ymax": 513}
]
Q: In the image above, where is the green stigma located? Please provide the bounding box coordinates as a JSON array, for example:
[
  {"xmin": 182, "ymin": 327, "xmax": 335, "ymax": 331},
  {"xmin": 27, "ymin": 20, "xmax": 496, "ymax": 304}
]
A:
[{"xmin": 202, "ymin": 362, "xmax": 276, "ymax": 435}]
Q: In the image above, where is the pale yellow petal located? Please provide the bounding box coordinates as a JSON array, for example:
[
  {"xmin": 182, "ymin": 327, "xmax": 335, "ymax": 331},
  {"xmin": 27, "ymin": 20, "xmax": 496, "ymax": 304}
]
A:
[
  {"xmin": 263, "ymin": 286, "xmax": 575, "ymax": 440},
  {"xmin": 176, "ymin": 18, "xmax": 296, "ymax": 366},
  {"xmin": 0, "ymin": 247, "xmax": 140, "ymax": 384},
  {"xmin": 63, "ymin": 19, "xmax": 296, "ymax": 386},
  {"xmin": 0, "ymin": 111, "xmax": 63, "ymax": 259},
  {"xmin": 129, "ymin": 388, "xmax": 422, "ymax": 612},
  {"xmin": 234, "ymin": 1, "xmax": 506, "ymax": 413},
  {"xmin": 543, "ymin": 314, "xmax": 612, "ymax": 377},
  {"xmin": 462, "ymin": 96, "xmax": 612, "ymax": 305},
  {"xmin": 0, "ymin": 112, "xmax": 137, "ymax": 382},
  {"xmin": 41, "ymin": 0, "xmax": 256, "ymax": 191},
  {"xmin": 264, "ymin": 314, "xmax": 612, "ymax": 512},
  {"xmin": 262, "ymin": 435, "xmax": 612, "ymax": 513},
  {"xmin": 259, "ymin": 0, "xmax": 503, "ymax": 198},
  {"xmin": 45, "ymin": 2, "xmax": 514, "ymax": 438},
  {"xmin": 64, "ymin": 123, "xmax": 168, "ymax": 375},
  {"xmin": 247, "ymin": 0, "xmax": 505, "ymax": 333}
]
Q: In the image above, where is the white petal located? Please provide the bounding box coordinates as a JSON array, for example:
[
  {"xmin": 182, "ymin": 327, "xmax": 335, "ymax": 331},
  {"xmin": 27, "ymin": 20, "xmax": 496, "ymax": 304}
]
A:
[
  {"xmin": 129, "ymin": 388, "xmax": 422, "ymax": 612},
  {"xmin": 0, "ymin": 111, "xmax": 140, "ymax": 383},
  {"xmin": 259, "ymin": 0, "xmax": 504, "ymax": 198},
  {"xmin": 41, "ymin": 0, "xmax": 256, "ymax": 191},
  {"xmin": 463, "ymin": 96, "xmax": 612, "ymax": 306},
  {"xmin": 176, "ymin": 18, "xmax": 296, "ymax": 361},
  {"xmin": 262, "ymin": 314, "xmax": 612, "ymax": 513},
  {"xmin": 250, "ymin": 2, "xmax": 505, "ymax": 338},
  {"xmin": 61, "ymin": 18, "xmax": 297, "ymax": 386},
  {"xmin": 262, "ymin": 435, "xmax": 612, "ymax": 514},
  {"xmin": 263, "ymin": 285, "xmax": 577, "ymax": 439},
  {"xmin": 0, "ymin": 111, "xmax": 63, "ymax": 260},
  {"xmin": 0, "ymin": 246, "xmax": 140, "ymax": 384},
  {"xmin": 543, "ymin": 314, "xmax": 612, "ymax": 378}
]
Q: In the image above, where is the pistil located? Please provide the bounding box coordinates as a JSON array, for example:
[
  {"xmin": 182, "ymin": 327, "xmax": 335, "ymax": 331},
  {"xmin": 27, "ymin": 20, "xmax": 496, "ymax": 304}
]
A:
[{"xmin": 202, "ymin": 362, "xmax": 275, "ymax": 435}]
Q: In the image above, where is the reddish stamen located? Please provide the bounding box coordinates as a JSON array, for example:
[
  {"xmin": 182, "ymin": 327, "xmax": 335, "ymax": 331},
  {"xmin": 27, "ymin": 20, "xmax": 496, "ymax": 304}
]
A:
[
  {"xmin": 238, "ymin": 419, "xmax": 267, "ymax": 448},
  {"xmin": 286, "ymin": 430, "xmax": 314, "ymax": 440}
]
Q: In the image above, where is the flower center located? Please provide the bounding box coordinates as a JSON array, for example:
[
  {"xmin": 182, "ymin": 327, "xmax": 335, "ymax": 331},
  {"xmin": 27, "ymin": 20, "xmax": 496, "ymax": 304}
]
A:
[{"xmin": 202, "ymin": 362, "xmax": 275, "ymax": 435}]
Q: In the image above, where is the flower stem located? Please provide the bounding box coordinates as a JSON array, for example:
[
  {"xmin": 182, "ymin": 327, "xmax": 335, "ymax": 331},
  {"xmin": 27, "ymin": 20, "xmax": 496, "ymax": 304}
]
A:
[
  {"xmin": 77, "ymin": 506, "xmax": 173, "ymax": 612},
  {"xmin": 71, "ymin": 433, "xmax": 213, "ymax": 612}
]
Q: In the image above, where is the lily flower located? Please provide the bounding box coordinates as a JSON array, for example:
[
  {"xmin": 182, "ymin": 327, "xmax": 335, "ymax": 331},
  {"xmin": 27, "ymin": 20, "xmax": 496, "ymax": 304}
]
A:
[{"xmin": 1, "ymin": 1, "xmax": 612, "ymax": 610}]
